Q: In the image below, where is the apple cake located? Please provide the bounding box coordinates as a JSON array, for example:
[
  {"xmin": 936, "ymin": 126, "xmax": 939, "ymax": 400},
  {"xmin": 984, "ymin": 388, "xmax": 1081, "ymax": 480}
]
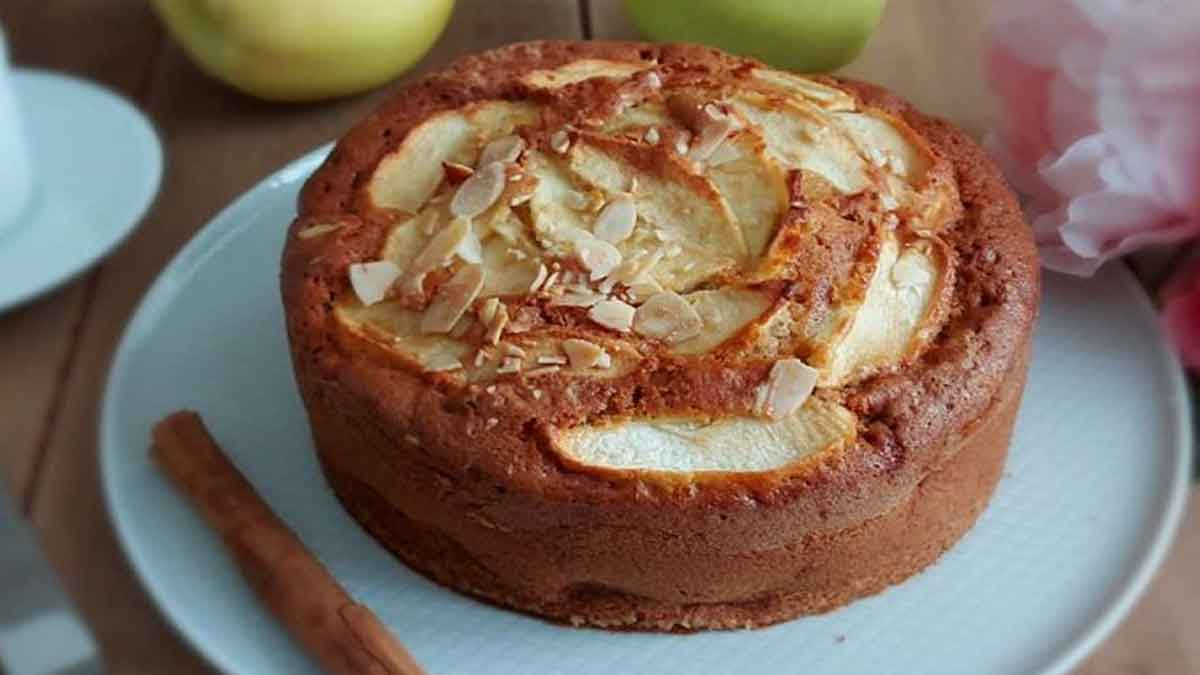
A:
[{"xmin": 282, "ymin": 41, "xmax": 1039, "ymax": 630}]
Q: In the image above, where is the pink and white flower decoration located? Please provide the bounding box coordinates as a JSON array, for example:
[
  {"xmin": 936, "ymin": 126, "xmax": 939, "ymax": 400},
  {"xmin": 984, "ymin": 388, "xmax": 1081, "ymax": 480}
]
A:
[{"xmin": 985, "ymin": 0, "xmax": 1200, "ymax": 277}]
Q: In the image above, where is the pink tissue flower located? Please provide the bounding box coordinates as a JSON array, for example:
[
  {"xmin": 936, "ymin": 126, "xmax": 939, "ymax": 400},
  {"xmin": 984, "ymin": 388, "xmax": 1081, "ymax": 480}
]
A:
[
  {"xmin": 1162, "ymin": 259, "xmax": 1200, "ymax": 370},
  {"xmin": 985, "ymin": 0, "xmax": 1200, "ymax": 276}
]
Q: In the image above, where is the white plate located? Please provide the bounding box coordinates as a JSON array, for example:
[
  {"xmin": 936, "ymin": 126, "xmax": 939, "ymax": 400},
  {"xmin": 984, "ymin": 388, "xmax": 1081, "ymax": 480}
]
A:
[
  {"xmin": 101, "ymin": 146, "xmax": 1192, "ymax": 675},
  {"xmin": 0, "ymin": 70, "xmax": 162, "ymax": 312}
]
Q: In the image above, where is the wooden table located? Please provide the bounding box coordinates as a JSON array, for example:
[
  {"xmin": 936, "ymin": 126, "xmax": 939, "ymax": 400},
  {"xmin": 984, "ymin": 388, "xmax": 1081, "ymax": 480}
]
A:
[{"xmin": 0, "ymin": 1, "xmax": 1194, "ymax": 673}]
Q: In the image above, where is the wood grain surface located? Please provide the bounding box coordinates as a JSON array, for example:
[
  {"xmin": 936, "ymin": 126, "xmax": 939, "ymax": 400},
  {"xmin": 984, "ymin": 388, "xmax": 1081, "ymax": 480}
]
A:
[{"xmin": 0, "ymin": 1, "xmax": 1193, "ymax": 673}]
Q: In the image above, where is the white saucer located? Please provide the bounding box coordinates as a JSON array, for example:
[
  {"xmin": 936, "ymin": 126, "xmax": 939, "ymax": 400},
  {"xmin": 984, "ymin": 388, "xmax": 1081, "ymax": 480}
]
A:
[
  {"xmin": 0, "ymin": 70, "xmax": 162, "ymax": 312},
  {"xmin": 101, "ymin": 146, "xmax": 1192, "ymax": 675}
]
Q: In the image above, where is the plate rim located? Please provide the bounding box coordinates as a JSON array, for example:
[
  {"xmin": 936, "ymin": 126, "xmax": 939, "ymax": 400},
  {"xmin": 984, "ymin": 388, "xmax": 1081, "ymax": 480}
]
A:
[
  {"xmin": 100, "ymin": 144, "xmax": 1193, "ymax": 675},
  {"xmin": 0, "ymin": 69, "xmax": 163, "ymax": 312}
]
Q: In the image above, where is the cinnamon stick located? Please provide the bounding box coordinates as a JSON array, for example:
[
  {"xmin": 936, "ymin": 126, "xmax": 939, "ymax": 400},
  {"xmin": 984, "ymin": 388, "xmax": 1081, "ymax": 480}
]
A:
[{"xmin": 151, "ymin": 411, "xmax": 427, "ymax": 675}]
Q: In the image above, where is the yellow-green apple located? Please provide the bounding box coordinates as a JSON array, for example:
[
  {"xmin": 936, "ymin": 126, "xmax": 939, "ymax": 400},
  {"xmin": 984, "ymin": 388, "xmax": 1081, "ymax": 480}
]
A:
[
  {"xmin": 623, "ymin": 0, "xmax": 886, "ymax": 72},
  {"xmin": 151, "ymin": 0, "xmax": 456, "ymax": 102}
]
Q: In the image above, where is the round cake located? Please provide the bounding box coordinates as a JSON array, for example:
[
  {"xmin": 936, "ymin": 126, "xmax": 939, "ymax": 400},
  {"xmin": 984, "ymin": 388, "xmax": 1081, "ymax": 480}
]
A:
[{"xmin": 282, "ymin": 40, "xmax": 1039, "ymax": 631}]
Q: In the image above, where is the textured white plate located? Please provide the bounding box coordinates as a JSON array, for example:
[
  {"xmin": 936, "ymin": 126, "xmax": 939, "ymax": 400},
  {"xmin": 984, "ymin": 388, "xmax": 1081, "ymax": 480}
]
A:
[
  {"xmin": 0, "ymin": 70, "xmax": 162, "ymax": 312},
  {"xmin": 102, "ymin": 146, "xmax": 1192, "ymax": 675}
]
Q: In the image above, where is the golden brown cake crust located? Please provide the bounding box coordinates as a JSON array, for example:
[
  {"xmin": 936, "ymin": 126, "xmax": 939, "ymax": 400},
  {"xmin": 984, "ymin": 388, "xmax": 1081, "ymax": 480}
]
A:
[{"xmin": 281, "ymin": 41, "xmax": 1040, "ymax": 629}]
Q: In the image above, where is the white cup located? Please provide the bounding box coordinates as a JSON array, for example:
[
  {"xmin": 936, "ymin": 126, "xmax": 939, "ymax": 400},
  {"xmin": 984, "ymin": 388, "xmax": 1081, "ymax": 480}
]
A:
[{"xmin": 0, "ymin": 25, "xmax": 34, "ymax": 237}]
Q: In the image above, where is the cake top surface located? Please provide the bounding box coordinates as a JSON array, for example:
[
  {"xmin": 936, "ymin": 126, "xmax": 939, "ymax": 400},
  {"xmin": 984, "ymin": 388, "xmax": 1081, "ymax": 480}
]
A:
[{"xmin": 284, "ymin": 41, "xmax": 1037, "ymax": 484}]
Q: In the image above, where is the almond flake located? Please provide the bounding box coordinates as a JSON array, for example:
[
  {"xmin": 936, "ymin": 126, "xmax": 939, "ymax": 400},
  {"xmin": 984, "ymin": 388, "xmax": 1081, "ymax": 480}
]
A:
[
  {"xmin": 593, "ymin": 196, "xmax": 637, "ymax": 244},
  {"xmin": 532, "ymin": 389, "xmax": 544, "ymax": 399},
  {"xmin": 478, "ymin": 134, "xmax": 526, "ymax": 168},
  {"xmin": 454, "ymin": 222, "xmax": 483, "ymax": 264},
  {"xmin": 550, "ymin": 129, "xmax": 571, "ymax": 155},
  {"xmin": 348, "ymin": 261, "xmax": 402, "ymax": 306},
  {"xmin": 632, "ymin": 291, "xmax": 703, "ymax": 343},
  {"xmin": 588, "ymin": 299, "xmax": 636, "ymax": 332},
  {"xmin": 509, "ymin": 192, "xmax": 534, "ymax": 207},
  {"xmin": 644, "ymin": 127, "xmax": 660, "ymax": 144},
  {"xmin": 537, "ymin": 355, "xmax": 568, "ymax": 365},
  {"xmin": 442, "ymin": 161, "xmax": 475, "ymax": 185},
  {"xmin": 478, "ymin": 297, "xmax": 501, "ymax": 326},
  {"xmin": 594, "ymin": 351, "xmax": 613, "ymax": 369},
  {"xmin": 755, "ymin": 359, "xmax": 819, "ymax": 421},
  {"xmin": 485, "ymin": 385, "xmax": 498, "ymax": 394},
  {"xmin": 485, "ymin": 417, "xmax": 500, "ymax": 429},
  {"xmin": 644, "ymin": 71, "xmax": 662, "ymax": 89},
  {"xmin": 625, "ymin": 280, "xmax": 663, "ymax": 305},
  {"xmin": 562, "ymin": 338, "xmax": 606, "ymax": 370},
  {"xmin": 425, "ymin": 354, "xmax": 463, "ymax": 372},
  {"xmin": 688, "ymin": 116, "xmax": 737, "ymax": 162},
  {"xmin": 550, "ymin": 290, "xmax": 603, "ymax": 308},
  {"xmin": 401, "ymin": 217, "xmax": 471, "ymax": 295},
  {"xmin": 613, "ymin": 248, "xmax": 664, "ymax": 286},
  {"xmin": 473, "ymin": 349, "xmax": 488, "ymax": 367},
  {"xmin": 529, "ymin": 263, "xmax": 549, "ymax": 293},
  {"xmin": 485, "ymin": 305, "xmax": 509, "ymax": 345},
  {"xmin": 526, "ymin": 365, "xmax": 561, "ymax": 377},
  {"xmin": 703, "ymin": 103, "xmax": 724, "ymax": 120},
  {"xmin": 497, "ymin": 356, "xmax": 523, "ymax": 374},
  {"xmin": 450, "ymin": 162, "xmax": 506, "ymax": 219},
  {"xmin": 500, "ymin": 343, "xmax": 526, "ymax": 358},
  {"xmin": 577, "ymin": 238, "xmax": 623, "ymax": 281},
  {"xmin": 421, "ymin": 264, "xmax": 486, "ymax": 334},
  {"xmin": 297, "ymin": 223, "xmax": 342, "ymax": 239}
]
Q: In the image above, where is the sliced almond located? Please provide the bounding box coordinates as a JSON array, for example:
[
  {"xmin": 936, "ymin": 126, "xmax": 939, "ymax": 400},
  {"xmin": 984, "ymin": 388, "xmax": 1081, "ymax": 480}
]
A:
[
  {"xmin": 644, "ymin": 126, "xmax": 660, "ymax": 144},
  {"xmin": 593, "ymin": 196, "xmax": 637, "ymax": 244},
  {"xmin": 348, "ymin": 261, "xmax": 402, "ymax": 306},
  {"xmin": 450, "ymin": 161, "xmax": 506, "ymax": 219},
  {"xmin": 400, "ymin": 217, "xmax": 471, "ymax": 296},
  {"xmin": 562, "ymin": 338, "xmax": 606, "ymax": 370},
  {"xmin": 625, "ymin": 280, "xmax": 664, "ymax": 305},
  {"xmin": 632, "ymin": 291, "xmax": 703, "ymax": 343},
  {"xmin": 421, "ymin": 264, "xmax": 486, "ymax": 334},
  {"xmin": 455, "ymin": 222, "xmax": 483, "ymax": 263},
  {"xmin": 500, "ymin": 342, "xmax": 526, "ymax": 358},
  {"xmin": 537, "ymin": 355, "xmax": 568, "ymax": 365},
  {"xmin": 643, "ymin": 71, "xmax": 662, "ymax": 89},
  {"xmin": 588, "ymin": 299, "xmax": 636, "ymax": 333},
  {"xmin": 529, "ymin": 263, "xmax": 549, "ymax": 293},
  {"xmin": 485, "ymin": 304, "xmax": 509, "ymax": 345},
  {"xmin": 442, "ymin": 161, "xmax": 475, "ymax": 185},
  {"xmin": 550, "ymin": 289, "xmax": 603, "ymax": 308},
  {"xmin": 688, "ymin": 115, "xmax": 738, "ymax": 162},
  {"xmin": 478, "ymin": 134, "xmax": 526, "ymax": 168},
  {"xmin": 297, "ymin": 223, "xmax": 342, "ymax": 239},
  {"xmin": 477, "ymin": 297, "xmax": 501, "ymax": 326},
  {"xmin": 497, "ymin": 355, "xmax": 523, "ymax": 374},
  {"xmin": 550, "ymin": 129, "xmax": 571, "ymax": 155},
  {"xmin": 755, "ymin": 359, "xmax": 819, "ymax": 421},
  {"xmin": 576, "ymin": 238, "xmax": 623, "ymax": 281}
]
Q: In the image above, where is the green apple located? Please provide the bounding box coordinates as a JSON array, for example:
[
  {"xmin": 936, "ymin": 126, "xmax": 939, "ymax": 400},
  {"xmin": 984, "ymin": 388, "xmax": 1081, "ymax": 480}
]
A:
[
  {"xmin": 623, "ymin": 0, "xmax": 885, "ymax": 73},
  {"xmin": 151, "ymin": 0, "xmax": 456, "ymax": 102}
]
